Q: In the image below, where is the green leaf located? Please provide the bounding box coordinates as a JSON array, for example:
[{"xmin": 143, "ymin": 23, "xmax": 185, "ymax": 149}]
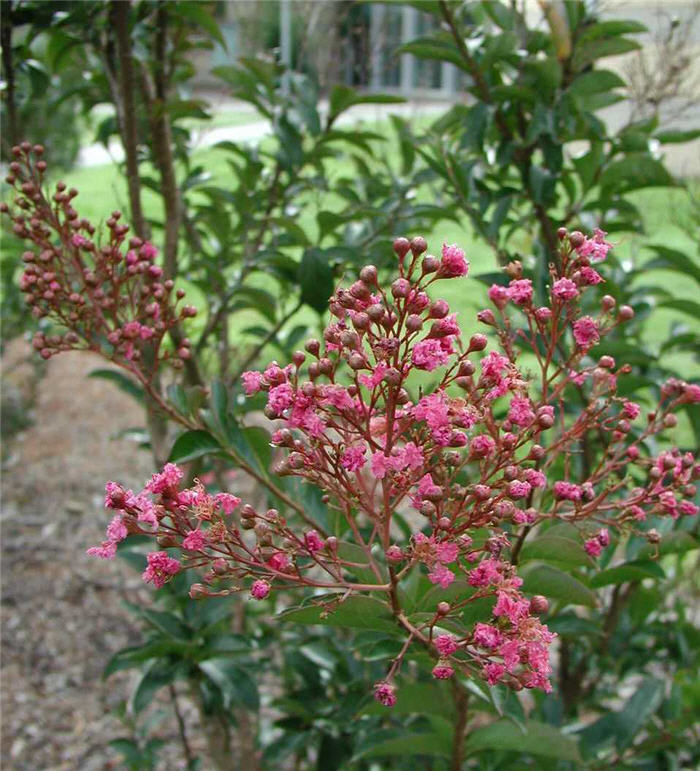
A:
[
  {"xmin": 519, "ymin": 535, "xmax": 592, "ymax": 567},
  {"xmin": 568, "ymin": 68, "xmax": 626, "ymax": 96},
  {"xmin": 590, "ymin": 560, "xmax": 665, "ymax": 588},
  {"xmin": 88, "ymin": 368, "xmax": 144, "ymax": 404},
  {"xmin": 130, "ymin": 659, "xmax": 179, "ymax": 714},
  {"xmin": 521, "ymin": 564, "xmax": 597, "ymax": 607},
  {"xmin": 298, "ymin": 248, "xmax": 334, "ymax": 314},
  {"xmin": 198, "ymin": 658, "xmax": 259, "ymax": 710},
  {"xmin": 654, "ymin": 128, "xmax": 700, "ymax": 144},
  {"xmin": 659, "ymin": 298, "xmax": 700, "ymax": 319},
  {"xmin": 139, "ymin": 609, "xmax": 191, "ymax": 641},
  {"xmin": 355, "ymin": 732, "xmax": 450, "ymax": 760},
  {"xmin": 600, "ymin": 155, "xmax": 674, "ymax": 194},
  {"xmin": 615, "ymin": 678, "xmax": 665, "ymax": 751},
  {"xmin": 328, "ymin": 85, "xmax": 404, "ymax": 123},
  {"xmin": 169, "ymin": 430, "xmax": 222, "ymax": 464},
  {"xmin": 643, "ymin": 245, "xmax": 700, "ymax": 285},
  {"xmin": 280, "ymin": 595, "xmax": 397, "ymax": 633},
  {"xmin": 397, "ymin": 39, "xmax": 466, "ymax": 70},
  {"xmin": 175, "ymin": 1, "xmax": 227, "ymax": 48},
  {"xmin": 465, "ymin": 719, "xmax": 582, "ymax": 762}
]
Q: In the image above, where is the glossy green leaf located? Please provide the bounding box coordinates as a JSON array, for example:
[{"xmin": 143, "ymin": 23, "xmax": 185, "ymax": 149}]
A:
[
  {"xmin": 328, "ymin": 85, "xmax": 404, "ymax": 123},
  {"xmin": 169, "ymin": 430, "xmax": 222, "ymax": 463},
  {"xmin": 298, "ymin": 248, "xmax": 334, "ymax": 314},
  {"xmin": 519, "ymin": 535, "xmax": 591, "ymax": 567},
  {"xmin": 130, "ymin": 659, "xmax": 180, "ymax": 714},
  {"xmin": 465, "ymin": 719, "xmax": 582, "ymax": 761},
  {"xmin": 521, "ymin": 564, "xmax": 597, "ymax": 607},
  {"xmin": 600, "ymin": 155, "xmax": 674, "ymax": 193},
  {"xmin": 590, "ymin": 560, "xmax": 665, "ymax": 588},
  {"xmin": 280, "ymin": 595, "xmax": 397, "ymax": 633},
  {"xmin": 199, "ymin": 658, "xmax": 259, "ymax": 710},
  {"xmin": 355, "ymin": 732, "xmax": 450, "ymax": 760}
]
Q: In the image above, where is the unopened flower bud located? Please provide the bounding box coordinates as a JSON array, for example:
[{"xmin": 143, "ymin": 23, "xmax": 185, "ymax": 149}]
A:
[
  {"xmin": 409, "ymin": 236, "xmax": 427, "ymax": 256},
  {"xmin": 569, "ymin": 231, "xmax": 585, "ymax": 248},
  {"xmin": 429, "ymin": 299, "xmax": 449, "ymax": 319},
  {"xmin": 468, "ymin": 334, "xmax": 487, "ymax": 353},
  {"xmin": 646, "ymin": 529, "xmax": 660, "ymax": 544},
  {"xmin": 437, "ymin": 601, "xmax": 450, "ymax": 615},
  {"xmin": 406, "ymin": 314, "xmax": 423, "ymax": 332},
  {"xmin": 391, "ymin": 278, "xmax": 411, "ymax": 298},
  {"xmin": 663, "ymin": 414, "xmax": 677, "ymax": 428},
  {"xmin": 393, "ymin": 237, "xmax": 411, "ymax": 258},
  {"xmin": 422, "ymin": 255, "xmax": 439, "ymax": 273},
  {"xmin": 618, "ymin": 305, "xmax": 634, "ymax": 321},
  {"xmin": 359, "ymin": 264, "xmax": 378, "ymax": 285},
  {"xmin": 477, "ymin": 309, "xmax": 496, "ymax": 326},
  {"xmin": 305, "ymin": 338, "xmax": 320, "ymax": 356},
  {"xmin": 601, "ymin": 295, "xmax": 616, "ymax": 312},
  {"xmin": 529, "ymin": 595, "xmax": 549, "ymax": 615}
]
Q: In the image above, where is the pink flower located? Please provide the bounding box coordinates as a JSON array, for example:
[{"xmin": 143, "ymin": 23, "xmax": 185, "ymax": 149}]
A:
[
  {"xmin": 436, "ymin": 541, "xmax": 458, "ymax": 564},
  {"xmin": 535, "ymin": 306, "xmax": 553, "ymax": 322},
  {"xmin": 525, "ymin": 469, "xmax": 546, "ymax": 488},
  {"xmin": 493, "ymin": 591, "xmax": 529, "ymax": 624},
  {"xmin": 484, "ymin": 662, "xmax": 505, "ymax": 685},
  {"xmin": 622, "ymin": 401, "xmax": 641, "ymax": 420},
  {"xmin": 371, "ymin": 452, "xmax": 392, "ymax": 479},
  {"xmin": 268, "ymin": 383, "xmax": 294, "ymax": 415},
  {"xmin": 428, "ymin": 563, "xmax": 455, "ymax": 588},
  {"xmin": 250, "ymin": 579, "xmax": 271, "ymax": 600},
  {"xmin": 241, "ymin": 370, "xmax": 263, "ymax": 396},
  {"xmin": 508, "ymin": 397, "xmax": 535, "ymax": 427},
  {"xmin": 508, "ymin": 279, "xmax": 533, "ymax": 305},
  {"xmin": 305, "ymin": 530, "xmax": 324, "ymax": 552},
  {"xmin": 597, "ymin": 528, "xmax": 610, "ymax": 547},
  {"xmin": 488, "ymin": 284, "xmax": 510, "ymax": 309},
  {"xmin": 267, "ymin": 552, "xmax": 291, "ymax": 572},
  {"xmin": 468, "ymin": 558, "xmax": 502, "ymax": 587},
  {"xmin": 577, "ymin": 228, "xmax": 613, "ymax": 262},
  {"xmin": 183, "ymin": 529, "xmax": 207, "ymax": 551},
  {"xmin": 412, "ymin": 338, "xmax": 452, "ymax": 371},
  {"xmin": 374, "ymin": 682, "xmax": 397, "ymax": 707},
  {"xmin": 146, "ymin": 463, "xmax": 183, "ymax": 494},
  {"xmin": 552, "ymin": 277, "xmax": 579, "ymax": 301},
  {"xmin": 215, "ymin": 493, "xmax": 241, "ymax": 514},
  {"xmin": 580, "ymin": 266, "xmax": 603, "ymax": 285},
  {"xmin": 554, "ymin": 481, "xmax": 582, "ymax": 502},
  {"xmin": 142, "ymin": 551, "xmax": 181, "ymax": 588},
  {"xmin": 507, "ymin": 480, "xmax": 531, "ymax": 499},
  {"xmin": 399, "ymin": 442, "xmax": 423, "ymax": 470},
  {"xmin": 473, "ymin": 623, "xmax": 501, "ymax": 648},
  {"xmin": 584, "ymin": 538, "xmax": 603, "ymax": 558},
  {"xmin": 573, "ymin": 316, "xmax": 600, "ymax": 349},
  {"xmin": 680, "ymin": 501, "xmax": 699, "ymax": 516},
  {"xmin": 434, "ymin": 634, "xmax": 459, "ymax": 657},
  {"xmin": 104, "ymin": 481, "xmax": 126, "ymax": 509},
  {"xmin": 341, "ymin": 444, "xmax": 367, "ymax": 472},
  {"xmin": 86, "ymin": 540, "xmax": 117, "ymax": 559},
  {"xmin": 470, "ymin": 434, "xmax": 496, "ymax": 458},
  {"xmin": 439, "ymin": 243, "xmax": 469, "ymax": 278},
  {"xmin": 432, "ymin": 664, "xmax": 454, "ymax": 679},
  {"xmin": 106, "ymin": 515, "xmax": 127, "ymax": 543}
]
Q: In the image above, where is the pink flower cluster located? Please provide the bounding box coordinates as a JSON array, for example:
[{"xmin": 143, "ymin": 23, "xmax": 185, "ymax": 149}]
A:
[{"xmin": 85, "ymin": 232, "xmax": 698, "ymax": 706}]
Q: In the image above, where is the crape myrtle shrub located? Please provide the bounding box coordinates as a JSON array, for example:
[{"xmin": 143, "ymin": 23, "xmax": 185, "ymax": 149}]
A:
[{"xmin": 4, "ymin": 144, "xmax": 700, "ymax": 768}]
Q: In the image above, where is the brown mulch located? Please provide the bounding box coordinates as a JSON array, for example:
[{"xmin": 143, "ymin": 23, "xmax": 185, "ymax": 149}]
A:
[{"xmin": 0, "ymin": 340, "xmax": 198, "ymax": 770}]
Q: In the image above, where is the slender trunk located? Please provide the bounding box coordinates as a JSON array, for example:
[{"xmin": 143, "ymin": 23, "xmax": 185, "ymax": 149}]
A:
[
  {"xmin": 110, "ymin": 0, "xmax": 149, "ymax": 240},
  {"xmin": 1, "ymin": 4, "xmax": 19, "ymax": 156},
  {"xmin": 189, "ymin": 683, "xmax": 234, "ymax": 771},
  {"xmin": 450, "ymin": 681, "xmax": 469, "ymax": 771},
  {"xmin": 138, "ymin": 6, "xmax": 202, "ymax": 386}
]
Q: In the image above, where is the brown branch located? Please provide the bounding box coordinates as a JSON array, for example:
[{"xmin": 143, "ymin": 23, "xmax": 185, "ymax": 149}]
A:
[{"xmin": 110, "ymin": 0, "xmax": 149, "ymax": 239}]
